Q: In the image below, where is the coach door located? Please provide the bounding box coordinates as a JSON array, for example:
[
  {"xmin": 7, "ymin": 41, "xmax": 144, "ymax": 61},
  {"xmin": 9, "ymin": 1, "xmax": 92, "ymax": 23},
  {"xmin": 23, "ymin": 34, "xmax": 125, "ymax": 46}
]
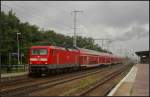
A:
[
  {"xmin": 79, "ymin": 56, "xmax": 84, "ymax": 65},
  {"xmin": 56, "ymin": 52, "xmax": 59, "ymax": 65},
  {"xmin": 51, "ymin": 49, "xmax": 57, "ymax": 64}
]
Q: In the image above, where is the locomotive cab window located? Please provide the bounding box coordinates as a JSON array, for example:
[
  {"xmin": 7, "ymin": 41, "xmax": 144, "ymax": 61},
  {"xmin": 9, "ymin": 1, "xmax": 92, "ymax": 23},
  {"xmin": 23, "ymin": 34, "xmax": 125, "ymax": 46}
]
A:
[{"xmin": 31, "ymin": 49, "xmax": 47, "ymax": 55}]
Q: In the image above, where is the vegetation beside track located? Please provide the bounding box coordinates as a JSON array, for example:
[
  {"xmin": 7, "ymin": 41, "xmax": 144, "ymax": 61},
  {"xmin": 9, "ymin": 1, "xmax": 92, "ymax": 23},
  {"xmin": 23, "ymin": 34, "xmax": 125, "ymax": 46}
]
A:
[{"xmin": 61, "ymin": 76, "xmax": 96, "ymax": 96}]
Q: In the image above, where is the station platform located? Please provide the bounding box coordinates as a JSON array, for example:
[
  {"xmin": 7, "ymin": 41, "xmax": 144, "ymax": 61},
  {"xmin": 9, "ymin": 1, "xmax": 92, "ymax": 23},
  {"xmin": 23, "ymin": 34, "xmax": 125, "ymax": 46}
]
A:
[
  {"xmin": 1, "ymin": 71, "xmax": 28, "ymax": 78},
  {"xmin": 108, "ymin": 64, "xmax": 149, "ymax": 96}
]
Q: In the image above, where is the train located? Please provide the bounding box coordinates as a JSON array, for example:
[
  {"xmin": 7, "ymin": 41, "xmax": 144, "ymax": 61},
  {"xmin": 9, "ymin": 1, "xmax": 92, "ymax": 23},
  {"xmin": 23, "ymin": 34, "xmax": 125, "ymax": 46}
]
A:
[{"xmin": 29, "ymin": 45, "xmax": 124, "ymax": 76}]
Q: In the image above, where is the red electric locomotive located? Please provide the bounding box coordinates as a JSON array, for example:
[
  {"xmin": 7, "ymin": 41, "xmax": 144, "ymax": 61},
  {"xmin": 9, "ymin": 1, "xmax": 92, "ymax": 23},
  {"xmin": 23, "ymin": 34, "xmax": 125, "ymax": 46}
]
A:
[{"xmin": 29, "ymin": 46, "xmax": 80, "ymax": 75}]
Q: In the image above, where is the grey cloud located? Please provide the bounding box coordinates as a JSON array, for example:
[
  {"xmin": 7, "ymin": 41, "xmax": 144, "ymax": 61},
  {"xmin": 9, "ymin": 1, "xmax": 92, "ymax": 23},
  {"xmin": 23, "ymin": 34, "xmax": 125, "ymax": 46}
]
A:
[
  {"xmin": 2, "ymin": 1, "xmax": 149, "ymax": 30},
  {"xmin": 81, "ymin": 1, "xmax": 149, "ymax": 28},
  {"xmin": 113, "ymin": 25, "xmax": 149, "ymax": 42}
]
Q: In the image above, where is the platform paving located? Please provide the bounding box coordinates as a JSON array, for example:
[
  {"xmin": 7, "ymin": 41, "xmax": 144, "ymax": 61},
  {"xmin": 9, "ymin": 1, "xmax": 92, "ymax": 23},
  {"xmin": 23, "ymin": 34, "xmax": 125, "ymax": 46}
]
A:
[
  {"xmin": 1, "ymin": 71, "xmax": 28, "ymax": 78},
  {"xmin": 131, "ymin": 64, "xmax": 149, "ymax": 96},
  {"xmin": 108, "ymin": 64, "xmax": 149, "ymax": 96}
]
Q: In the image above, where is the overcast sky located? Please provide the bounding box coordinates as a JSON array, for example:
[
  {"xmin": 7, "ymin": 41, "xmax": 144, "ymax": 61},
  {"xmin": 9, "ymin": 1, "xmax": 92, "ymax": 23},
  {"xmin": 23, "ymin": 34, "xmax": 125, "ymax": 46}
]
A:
[{"xmin": 1, "ymin": 1, "xmax": 149, "ymax": 59}]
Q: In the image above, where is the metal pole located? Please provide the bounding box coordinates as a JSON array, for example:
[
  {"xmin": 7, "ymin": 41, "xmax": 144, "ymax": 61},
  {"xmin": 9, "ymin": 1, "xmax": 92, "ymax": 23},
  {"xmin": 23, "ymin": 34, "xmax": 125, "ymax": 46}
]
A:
[
  {"xmin": 0, "ymin": 53, "xmax": 1, "ymax": 71},
  {"xmin": 74, "ymin": 11, "xmax": 77, "ymax": 47},
  {"xmin": 72, "ymin": 10, "xmax": 83, "ymax": 48},
  {"xmin": 9, "ymin": 53, "xmax": 11, "ymax": 65},
  {"xmin": 17, "ymin": 33, "xmax": 21, "ymax": 65},
  {"xmin": 8, "ymin": 52, "xmax": 11, "ymax": 72},
  {"xmin": 101, "ymin": 40, "xmax": 104, "ymax": 49},
  {"xmin": 21, "ymin": 53, "xmax": 22, "ymax": 65},
  {"xmin": 93, "ymin": 39, "xmax": 112, "ymax": 50}
]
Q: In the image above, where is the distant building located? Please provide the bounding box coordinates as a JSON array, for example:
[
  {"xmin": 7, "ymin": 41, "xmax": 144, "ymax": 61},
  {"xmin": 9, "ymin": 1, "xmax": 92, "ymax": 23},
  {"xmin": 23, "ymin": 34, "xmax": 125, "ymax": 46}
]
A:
[{"xmin": 135, "ymin": 51, "xmax": 150, "ymax": 64}]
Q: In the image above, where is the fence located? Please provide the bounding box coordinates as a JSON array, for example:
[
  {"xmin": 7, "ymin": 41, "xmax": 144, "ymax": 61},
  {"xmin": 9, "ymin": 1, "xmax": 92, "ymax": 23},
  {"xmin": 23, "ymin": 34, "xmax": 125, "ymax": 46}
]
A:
[{"xmin": 1, "ymin": 64, "xmax": 29, "ymax": 74}]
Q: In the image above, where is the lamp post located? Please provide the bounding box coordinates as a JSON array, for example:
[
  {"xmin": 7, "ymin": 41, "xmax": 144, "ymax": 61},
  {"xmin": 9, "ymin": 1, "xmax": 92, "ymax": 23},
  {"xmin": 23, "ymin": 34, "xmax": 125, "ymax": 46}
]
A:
[{"xmin": 17, "ymin": 32, "xmax": 21, "ymax": 65}]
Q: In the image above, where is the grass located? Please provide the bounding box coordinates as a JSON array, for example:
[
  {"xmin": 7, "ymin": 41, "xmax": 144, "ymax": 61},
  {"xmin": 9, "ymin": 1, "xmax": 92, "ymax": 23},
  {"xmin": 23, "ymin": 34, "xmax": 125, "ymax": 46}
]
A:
[{"xmin": 61, "ymin": 76, "xmax": 97, "ymax": 96}]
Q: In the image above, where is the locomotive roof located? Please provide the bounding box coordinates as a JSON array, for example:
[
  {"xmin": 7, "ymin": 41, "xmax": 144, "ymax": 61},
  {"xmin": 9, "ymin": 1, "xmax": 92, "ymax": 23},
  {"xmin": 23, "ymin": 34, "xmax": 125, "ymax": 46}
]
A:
[
  {"xmin": 50, "ymin": 46, "xmax": 79, "ymax": 51},
  {"xmin": 31, "ymin": 46, "xmax": 51, "ymax": 48},
  {"xmin": 31, "ymin": 46, "xmax": 78, "ymax": 51}
]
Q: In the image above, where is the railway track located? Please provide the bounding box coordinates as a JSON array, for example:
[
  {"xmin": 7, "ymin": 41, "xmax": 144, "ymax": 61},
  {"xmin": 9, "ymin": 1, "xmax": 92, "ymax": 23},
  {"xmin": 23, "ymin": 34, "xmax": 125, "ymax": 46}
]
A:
[
  {"xmin": 0, "ymin": 66, "xmax": 100, "ymax": 88},
  {"xmin": 1, "ymin": 76, "xmax": 34, "ymax": 88},
  {"xmin": 1, "ymin": 64, "xmax": 123, "ymax": 96},
  {"xmin": 1, "ymin": 66, "xmax": 106, "ymax": 89},
  {"xmin": 74, "ymin": 64, "xmax": 132, "ymax": 96}
]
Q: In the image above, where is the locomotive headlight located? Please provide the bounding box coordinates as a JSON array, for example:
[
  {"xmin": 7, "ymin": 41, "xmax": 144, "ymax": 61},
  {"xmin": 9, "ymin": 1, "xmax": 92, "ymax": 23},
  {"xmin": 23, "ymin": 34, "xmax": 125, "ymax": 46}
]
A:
[
  {"xmin": 40, "ymin": 58, "xmax": 48, "ymax": 61},
  {"xmin": 30, "ymin": 58, "xmax": 37, "ymax": 61}
]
